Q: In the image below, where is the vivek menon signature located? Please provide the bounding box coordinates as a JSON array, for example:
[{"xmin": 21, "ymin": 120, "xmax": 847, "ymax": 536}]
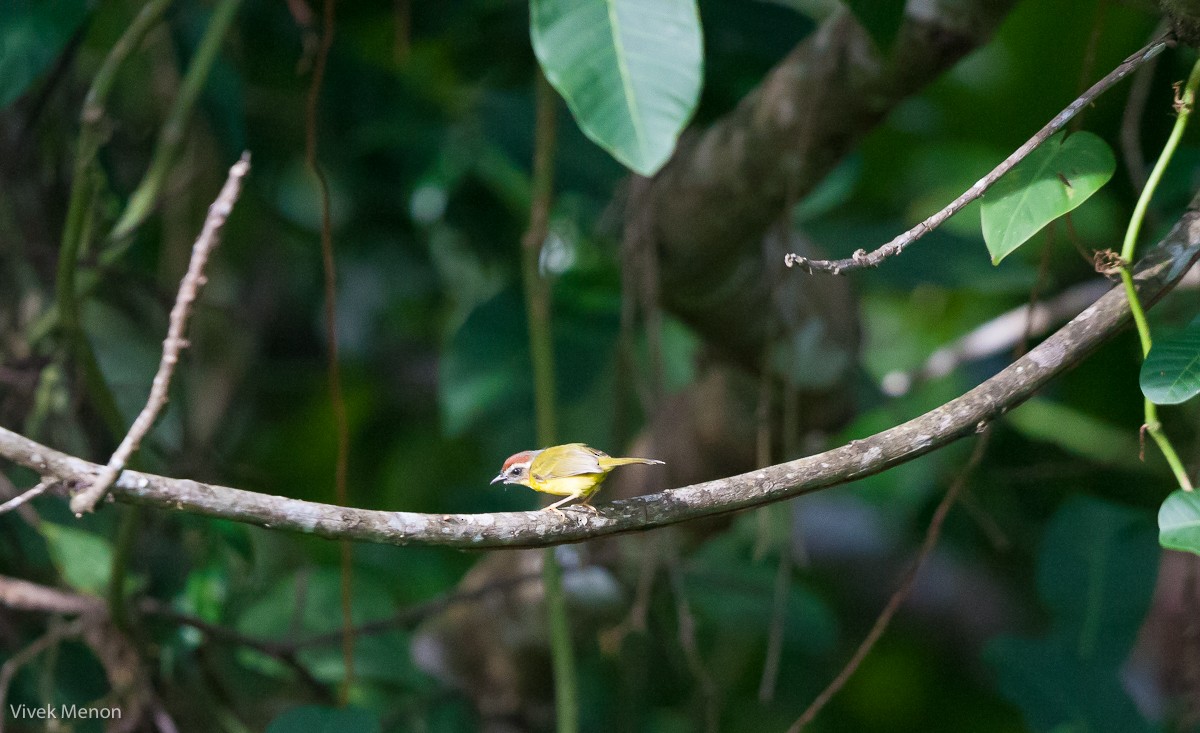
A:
[{"xmin": 8, "ymin": 704, "xmax": 122, "ymax": 721}]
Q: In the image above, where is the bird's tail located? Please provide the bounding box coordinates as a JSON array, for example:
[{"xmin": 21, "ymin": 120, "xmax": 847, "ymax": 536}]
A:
[{"xmin": 598, "ymin": 456, "xmax": 665, "ymax": 468}]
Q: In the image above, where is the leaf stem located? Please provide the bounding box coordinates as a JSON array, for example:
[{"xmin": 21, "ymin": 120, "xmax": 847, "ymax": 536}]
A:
[
  {"xmin": 56, "ymin": 0, "xmax": 172, "ymax": 337},
  {"xmin": 110, "ymin": 0, "xmax": 244, "ymax": 242},
  {"xmin": 52, "ymin": 0, "xmax": 169, "ymax": 642},
  {"xmin": 523, "ymin": 74, "xmax": 560, "ymax": 446},
  {"xmin": 107, "ymin": 505, "xmax": 142, "ymax": 630},
  {"xmin": 1121, "ymin": 58, "xmax": 1200, "ymax": 263},
  {"xmin": 300, "ymin": 0, "xmax": 355, "ymax": 703},
  {"xmin": 521, "ymin": 72, "xmax": 578, "ymax": 733},
  {"xmin": 1120, "ymin": 55, "xmax": 1200, "ymax": 492}
]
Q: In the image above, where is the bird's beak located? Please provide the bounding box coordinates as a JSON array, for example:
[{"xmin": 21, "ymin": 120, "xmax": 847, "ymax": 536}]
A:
[{"xmin": 491, "ymin": 473, "xmax": 506, "ymax": 485}]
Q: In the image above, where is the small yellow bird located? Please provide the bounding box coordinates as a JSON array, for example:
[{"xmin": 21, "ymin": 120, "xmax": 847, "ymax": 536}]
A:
[{"xmin": 491, "ymin": 443, "xmax": 665, "ymax": 511}]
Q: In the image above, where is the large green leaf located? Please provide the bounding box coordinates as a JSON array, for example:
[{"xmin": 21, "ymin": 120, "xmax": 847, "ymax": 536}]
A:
[
  {"xmin": 1036, "ymin": 498, "xmax": 1157, "ymax": 664},
  {"xmin": 985, "ymin": 497, "xmax": 1158, "ymax": 732},
  {"xmin": 986, "ymin": 637, "xmax": 1154, "ymax": 733},
  {"xmin": 981, "ymin": 131, "xmax": 1115, "ymax": 264},
  {"xmin": 530, "ymin": 0, "xmax": 703, "ymax": 176},
  {"xmin": 1140, "ymin": 320, "xmax": 1200, "ymax": 404},
  {"xmin": 1159, "ymin": 489, "xmax": 1200, "ymax": 555}
]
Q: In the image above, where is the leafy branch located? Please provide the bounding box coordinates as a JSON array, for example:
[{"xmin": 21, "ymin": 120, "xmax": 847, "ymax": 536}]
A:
[
  {"xmin": 785, "ymin": 35, "xmax": 1170, "ymax": 274},
  {"xmin": 1118, "ymin": 57, "xmax": 1200, "ymax": 493}
]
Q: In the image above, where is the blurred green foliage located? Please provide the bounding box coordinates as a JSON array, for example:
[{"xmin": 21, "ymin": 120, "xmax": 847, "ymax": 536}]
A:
[{"xmin": 3, "ymin": 0, "xmax": 1200, "ymax": 731}]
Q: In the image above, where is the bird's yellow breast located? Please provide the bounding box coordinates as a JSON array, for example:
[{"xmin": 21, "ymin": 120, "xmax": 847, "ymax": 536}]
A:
[{"xmin": 528, "ymin": 473, "xmax": 607, "ymax": 497}]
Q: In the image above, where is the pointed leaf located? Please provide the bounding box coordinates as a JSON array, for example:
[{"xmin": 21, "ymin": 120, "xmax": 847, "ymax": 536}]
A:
[
  {"xmin": 1159, "ymin": 489, "xmax": 1200, "ymax": 555},
  {"xmin": 1140, "ymin": 321, "xmax": 1200, "ymax": 404},
  {"xmin": 41, "ymin": 523, "xmax": 113, "ymax": 596},
  {"xmin": 530, "ymin": 0, "xmax": 703, "ymax": 176},
  {"xmin": 981, "ymin": 131, "xmax": 1115, "ymax": 264}
]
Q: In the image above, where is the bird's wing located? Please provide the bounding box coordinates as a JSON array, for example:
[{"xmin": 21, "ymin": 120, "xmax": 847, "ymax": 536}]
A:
[{"xmin": 535, "ymin": 444, "xmax": 606, "ymax": 478}]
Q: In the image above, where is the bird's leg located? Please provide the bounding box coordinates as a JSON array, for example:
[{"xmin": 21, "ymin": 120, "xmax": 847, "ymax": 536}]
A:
[
  {"xmin": 543, "ymin": 493, "xmax": 581, "ymax": 512},
  {"xmin": 573, "ymin": 498, "xmax": 599, "ymax": 516}
]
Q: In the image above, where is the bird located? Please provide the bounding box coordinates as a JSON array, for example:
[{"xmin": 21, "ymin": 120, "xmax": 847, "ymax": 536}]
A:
[{"xmin": 491, "ymin": 443, "xmax": 665, "ymax": 512}]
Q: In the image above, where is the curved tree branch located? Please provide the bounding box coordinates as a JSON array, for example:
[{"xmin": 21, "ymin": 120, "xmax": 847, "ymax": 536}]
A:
[{"xmin": 2, "ymin": 199, "xmax": 1199, "ymax": 548}]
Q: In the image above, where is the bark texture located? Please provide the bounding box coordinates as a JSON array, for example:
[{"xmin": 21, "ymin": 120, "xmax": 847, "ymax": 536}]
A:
[{"xmin": 4, "ymin": 192, "xmax": 1198, "ymax": 547}]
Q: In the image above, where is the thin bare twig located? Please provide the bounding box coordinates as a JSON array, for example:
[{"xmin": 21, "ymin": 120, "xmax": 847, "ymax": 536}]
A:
[
  {"xmin": 1122, "ymin": 23, "xmax": 1168, "ymax": 195},
  {"xmin": 957, "ymin": 488, "xmax": 1010, "ymax": 551},
  {"xmin": 667, "ymin": 557, "xmax": 719, "ymax": 733},
  {"xmin": 0, "ymin": 482, "xmax": 47, "ymax": 515},
  {"xmin": 785, "ymin": 35, "xmax": 1171, "ymax": 275},
  {"xmin": 0, "ymin": 570, "xmax": 543, "ymax": 694},
  {"xmin": 301, "ymin": 0, "xmax": 354, "ymax": 702},
  {"xmin": 0, "ymin": 619, "xmax": 86, "ymax": 733},
  {"xmin": 760, "ymin": 219, "xmax": 801, "ymax": 700},
  {"xmin": 787, "ymin": 428, "xmax": 991, "ymax": 732},
  {"xmin": 0, "ymin": 574, "xmax": 104, "ymax": 615},
  {"xmin": 1068, "ymin": 0, "xmax": 1108, "ymax": 133},
  {"xmin": 757, "ymin": 529, "xmax": 792, "ymax": 703},
  {"xmin": 0, "ymin": 573, "xmax": 327, "ymax": 701},
  {"xmin": 274, "ymin": 569, "xmax": 546, "ymax": 651},
  {"xmin": 70, "ymin": 153, "xmax": 251, "ymax": 515},
  {"xmin": 1016, "ymin": 232, "xmax": 1056, "ymax": 359},
  {"xmin": 599, "ymin": 536, "xmax": 661, "ymax": 653}
]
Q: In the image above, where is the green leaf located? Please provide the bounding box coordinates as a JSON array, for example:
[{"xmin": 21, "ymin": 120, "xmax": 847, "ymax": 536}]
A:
[
  {"xmin": 985, "ymin": 498, "xmax": 1158, "ymax": 733},
  {"xmin": 1036, "ymin": 497, "xmax": 1157, "ymax": 664},
  {"xmin": 530, "ymin": 0, "xmax": 703, "ymax": 176},
  {"xmin": 1159, "ymin": 489, "xmax": 1200, "ymax": 555},
  {"xmin": 1140, "ymin": 321, "xmax": 1200, "ymax": 404},
  {"xmin": 266, "ymin": 706, "xmax": 380, "ymax": 733},
  {"xmin": 981, "ymin": 131, "xmax": 1115, "ymax": 264},
  {"xmin": 986, "ymin": 637, "xmax": 1154, "ymax": 733},
  {"xmin": 41, "ymin": 523, "xmax": 113, "ymax": 596}
]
